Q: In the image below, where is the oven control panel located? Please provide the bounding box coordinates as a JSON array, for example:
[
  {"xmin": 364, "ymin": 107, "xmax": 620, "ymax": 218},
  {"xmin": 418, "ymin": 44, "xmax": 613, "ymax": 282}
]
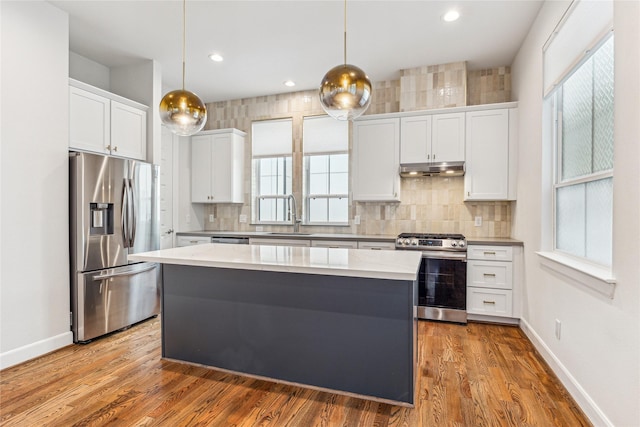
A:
[{"xmin": 396, "ymin": 234, "xmax": 466, "ymax": 251}]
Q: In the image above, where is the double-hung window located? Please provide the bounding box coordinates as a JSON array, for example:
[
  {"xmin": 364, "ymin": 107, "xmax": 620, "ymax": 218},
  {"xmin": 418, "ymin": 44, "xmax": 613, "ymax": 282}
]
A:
[
  {"xmin": 302, "ymin": 116, "xmax": 349, "ymax": 224},
  {"xmin": 549, "ymin": 35, "xmax": 614, "ymax": 266},
  {"xmin": 252, "ymin": 118, "xmax": 293, "ymax": 223}
]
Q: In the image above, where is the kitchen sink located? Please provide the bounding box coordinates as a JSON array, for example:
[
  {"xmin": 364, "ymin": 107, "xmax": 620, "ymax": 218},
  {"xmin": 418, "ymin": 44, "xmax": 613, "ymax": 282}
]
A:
[{"xmin": 267, "ymin": 232, "xmax": 313, "ymax": 236}]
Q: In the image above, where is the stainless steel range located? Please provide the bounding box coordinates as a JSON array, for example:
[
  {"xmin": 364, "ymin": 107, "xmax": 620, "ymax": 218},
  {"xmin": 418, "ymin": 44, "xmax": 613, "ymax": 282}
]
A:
[{"xmin": 396, "ymin": 233, "xmax": 467, "ymax": 324}]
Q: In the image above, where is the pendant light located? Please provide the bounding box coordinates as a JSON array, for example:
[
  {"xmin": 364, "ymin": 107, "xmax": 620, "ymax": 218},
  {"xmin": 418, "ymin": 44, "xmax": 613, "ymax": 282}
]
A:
[
  {"xmin": 318, "ymin": 0, "xmax": 372, "ymax": 121},
  {"xmin": 159, "ymin": 0, "xmax": 207, "ymax": 136}
]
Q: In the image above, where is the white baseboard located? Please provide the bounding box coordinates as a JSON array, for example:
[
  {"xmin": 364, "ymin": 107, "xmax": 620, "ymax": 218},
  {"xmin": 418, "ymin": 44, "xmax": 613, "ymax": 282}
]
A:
[
  {"xmin": 519, "ymin": 318, "xmax": 612, "ymax": 427},
  {"xmin": 0, "ymin": 331, "xmax": 73, "ymax": 370}
]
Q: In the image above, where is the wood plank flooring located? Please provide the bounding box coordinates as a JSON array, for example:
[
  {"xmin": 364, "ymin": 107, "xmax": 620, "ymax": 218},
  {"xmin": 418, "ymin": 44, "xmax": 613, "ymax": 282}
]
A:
[{"xmin": 0, "ymin": 318, "xmax": 590, "ymax": 426}]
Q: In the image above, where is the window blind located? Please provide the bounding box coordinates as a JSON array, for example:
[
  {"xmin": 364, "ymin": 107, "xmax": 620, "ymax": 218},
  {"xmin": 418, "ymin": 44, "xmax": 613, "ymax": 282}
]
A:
[
  {"xmin": 543, "ymin": 0, "xmax": 612, "ymax": 96},
  {"xmin": 303, "ymin": 115, "xmax": 348, "ymax": 154},
  {"xmin": 252, "ymin": 118, "xmax": 293, "ymax": 158}
]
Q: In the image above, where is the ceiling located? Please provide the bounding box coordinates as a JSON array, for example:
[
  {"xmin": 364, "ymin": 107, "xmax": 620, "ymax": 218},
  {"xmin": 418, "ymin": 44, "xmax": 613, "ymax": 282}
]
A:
[{"xmin": 50, "ymin": 0, "xmax": 544, "ymax": 103}]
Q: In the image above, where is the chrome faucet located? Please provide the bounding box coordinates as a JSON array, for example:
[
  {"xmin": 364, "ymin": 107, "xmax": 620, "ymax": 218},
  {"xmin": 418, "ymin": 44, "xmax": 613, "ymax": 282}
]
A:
[{"xmin": 287, "ymin": 194, "xmax": 302, "ymax": 233}]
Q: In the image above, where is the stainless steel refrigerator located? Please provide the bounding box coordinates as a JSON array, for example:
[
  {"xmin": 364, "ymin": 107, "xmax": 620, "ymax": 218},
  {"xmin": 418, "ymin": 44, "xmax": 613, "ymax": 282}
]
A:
[{"xmin": 69, "ymin": 151, "xmax": 160, "ymax": 343}]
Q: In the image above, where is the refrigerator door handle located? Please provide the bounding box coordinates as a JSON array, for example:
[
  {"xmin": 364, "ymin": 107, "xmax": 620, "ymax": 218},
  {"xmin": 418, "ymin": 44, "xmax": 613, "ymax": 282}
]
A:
[
  {"xmin": 129, "ymin": 178, "xmax": 137, "ymax": 247},
  {"xmin": 121, "ymin": 179, "xmax": 130, "ymax": 248},
  {"xmin": 92, "ymin": 263, "xmax": 157, "ymax": 281}
]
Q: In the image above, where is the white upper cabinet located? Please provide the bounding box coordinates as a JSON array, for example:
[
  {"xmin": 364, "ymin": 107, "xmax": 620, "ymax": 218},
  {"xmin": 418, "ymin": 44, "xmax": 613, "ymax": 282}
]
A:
[
  {"xmin": 464, "ymin": 108, "xmax": 517, "ymax": 201},
  {"xmin": 69, "ymin": 79, "xmax": 147, "ymax": 161},
  {"xmin": 400, "ymin": 112, "xmax": 464, "ymax": 164},
  {"xmin": 352, "ymin": 118, "xmax": 401, "ymax": 202},
  {"xmin": 431, "ymin": 112, "xmax": 465, "ymax": 162},
  {"xmin": 69, "ymin": 86, "xmax": 110, "ymax": 154},
  {"xmin": 110, "ymin": 101, "xmax": 147, "ymax": 160},
  {"xmin": 191, "ymin": 129, "xmax": 245, "ymax": 203}
]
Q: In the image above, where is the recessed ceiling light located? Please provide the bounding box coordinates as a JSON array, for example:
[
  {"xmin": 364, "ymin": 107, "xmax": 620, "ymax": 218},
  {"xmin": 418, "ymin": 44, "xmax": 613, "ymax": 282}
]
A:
[
  {"xmin": 284, "ymin": 80, "xmax": 296, "ymax": 87},
  {"xmin": 442, "ymin": 10, "xmax": 460, "ymax": 22},
  {"xmin": 209, "ymin": 53, "xmax": 224, "ymax": 62}
]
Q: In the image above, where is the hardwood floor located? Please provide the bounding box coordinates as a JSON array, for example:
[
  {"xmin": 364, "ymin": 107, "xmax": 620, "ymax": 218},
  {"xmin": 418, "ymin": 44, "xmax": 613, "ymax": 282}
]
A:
[{"xmin": 0, "ymin": 317, "xmax": 590, "ymax": 426}]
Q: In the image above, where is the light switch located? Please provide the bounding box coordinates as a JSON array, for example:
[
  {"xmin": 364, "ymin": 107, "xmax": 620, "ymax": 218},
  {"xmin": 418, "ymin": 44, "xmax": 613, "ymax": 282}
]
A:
[
  {"xmin": 354, "ymin": 215, "xmax": 361, "ymax": 225},
  {"xmin": 239, "ymin": 214, "xmax": 247, "ymax": 223},
  {"xmin": 474, "ymin": 216, "xmax": 482, "ymax": 227}
]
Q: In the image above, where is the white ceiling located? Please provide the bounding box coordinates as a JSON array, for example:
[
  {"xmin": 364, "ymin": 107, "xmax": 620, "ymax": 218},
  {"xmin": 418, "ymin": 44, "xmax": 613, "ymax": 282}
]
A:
[{"xmin": 50, "ymin": 0, "xmax": 543, "ymax": 103}]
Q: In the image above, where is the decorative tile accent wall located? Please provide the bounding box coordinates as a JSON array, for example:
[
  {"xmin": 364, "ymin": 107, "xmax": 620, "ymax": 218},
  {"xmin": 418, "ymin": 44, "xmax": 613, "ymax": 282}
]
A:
[
  {"xmin": 467, "ymin": 67, "xmax": 512, "ymax": 105},
  {"xmin": 400, "ymin": 61, "xmax": 467, "ymax": 111},
  {"xmin": 353, "ymin": 177, "xmax": 511, "ymax": 237},
  {"xmin": 199, "ymin": 61, "xmax": 512, "ymax": 238}
]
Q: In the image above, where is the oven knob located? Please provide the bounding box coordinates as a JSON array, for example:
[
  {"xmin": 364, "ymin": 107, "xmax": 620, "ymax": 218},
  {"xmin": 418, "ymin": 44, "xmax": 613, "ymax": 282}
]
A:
[
  {"xmin": 451, "ymin": 241, "xmax": 457, "ymax": 247},
  {"xmin": 410, "ymin": 238, "xmax": 419, "ymax": 246},
  {"xmin": 458, "ymin": 240, "xmax": 465, "ymax": 248}
]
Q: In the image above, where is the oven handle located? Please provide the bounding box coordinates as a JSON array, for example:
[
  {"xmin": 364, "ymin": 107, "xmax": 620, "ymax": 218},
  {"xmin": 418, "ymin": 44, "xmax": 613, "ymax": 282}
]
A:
[{"xmin": 421, "ymin": 252, "xmax": 467, "ymax": 261}]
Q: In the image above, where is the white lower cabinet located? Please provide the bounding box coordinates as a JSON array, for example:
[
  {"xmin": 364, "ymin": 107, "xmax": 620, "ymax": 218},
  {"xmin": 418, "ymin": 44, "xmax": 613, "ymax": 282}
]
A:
[
  {"xmin": 467, "ymin": 288, "xmax": 513, "ymax": 317},
  {"xmin": 467, "ymin": 244, "xmax": 519, "ymax": 322},
  {"xmin": 357, "ymin": 241, "xmax": 395, "ymax": 250},
  {"xmin": 311, "ymin": 240, "xmax": 358, "ymax": 249},
  {"xmin": 249, "ymin": 238, "xmax": 311, "ymax": 247},
  {"xmin": 177, "ymin": 236, "xmax": 211, "ymax": 247}
]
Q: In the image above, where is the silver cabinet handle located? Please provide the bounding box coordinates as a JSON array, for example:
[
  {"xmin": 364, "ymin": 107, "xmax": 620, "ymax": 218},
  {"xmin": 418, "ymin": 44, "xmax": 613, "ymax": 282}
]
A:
[
  {"xmin": 370, "ymin": 247, "xmax": 382, "ymax": 250},
  {"xmin": 113, "ymin": 146, "xmax": 118, "ymax": 152},
  {"xmin": 484, "ymin": 251, "xmax": 496, "ymax": 255},
  {"xmin": 483, "ymin": 300, "xmax": 496, "ymax": 305},
  {"xmin": 483, "ymin": 273, "xmax": 496, "ymax": 277},
  {"xmin": 92, "ymin": 264, "xmax": 157, "ymax": 281}
]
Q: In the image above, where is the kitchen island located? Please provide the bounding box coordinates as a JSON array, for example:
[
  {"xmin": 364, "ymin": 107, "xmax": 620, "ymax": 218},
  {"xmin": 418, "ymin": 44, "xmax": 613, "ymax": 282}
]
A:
[{"xmin": 129, "ymin": 243, "xmax": 421, "ymax": 406}]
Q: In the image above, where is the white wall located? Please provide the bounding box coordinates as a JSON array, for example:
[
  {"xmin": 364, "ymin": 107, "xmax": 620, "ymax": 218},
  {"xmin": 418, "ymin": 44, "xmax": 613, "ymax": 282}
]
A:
[
  {"xmin": 177, "ymin": 137, "xmax": 204, "ymax": 231},
  {"xmin": 511, "ymin": 1, "xmax": 640, "ymax": 426},
  {"xmin": 69, "ymin": 51, "xmax": 110, "ymax": 90},
  {"xmin": 0, "ymin": 1, "xmax": 73, "ymax": 368}
]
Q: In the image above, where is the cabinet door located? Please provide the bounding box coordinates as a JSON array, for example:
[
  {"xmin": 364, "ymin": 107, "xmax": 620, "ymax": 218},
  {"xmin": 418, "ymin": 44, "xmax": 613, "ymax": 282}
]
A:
[
  {"xmin": 69, "ymin": 86, "xmax": 110, "ymax": 154},
  {"xmin": 311, "ymin": 240, "xmax": 358, "ymax": 249},
  {"xmin": 211, "ymin": 134, "xmax": 233, "ymax": 202},
  {"xmin": 432, "ymin": 112, "xmax": 465, "ymax": 162},
  {"xmin": 400, "ymin": 115, "xmax": 431, "ymax": 163},
  {"xmin": 352, "ymin": 118, "xmax": 400, "ymax": 201},
  {"xmin": 111, "ymin": 101, "xmax": 147, "ymax": 160},
  {"xmin": 191, "ymin": 135, "xmax": 212, "ymax": 202},
  {"xmin": 464, "ymin": 109, "xmax": 509, "ymax": 200}
]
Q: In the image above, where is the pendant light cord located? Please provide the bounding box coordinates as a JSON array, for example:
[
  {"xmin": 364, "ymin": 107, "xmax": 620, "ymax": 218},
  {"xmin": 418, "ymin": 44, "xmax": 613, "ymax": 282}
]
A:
[
  {"xmin": 182, "ymin": 0, "xmax": 186, "ymax": 90},
  {"xmin": 343, "ymin": 0, "xmax": 347, "ymax": 65}
]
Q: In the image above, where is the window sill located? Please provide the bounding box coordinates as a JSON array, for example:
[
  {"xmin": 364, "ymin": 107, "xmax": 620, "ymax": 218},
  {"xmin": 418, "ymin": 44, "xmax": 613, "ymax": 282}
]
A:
[{"xmin": 536, "ymin": 251, "xmax": 616, "ymax": 298}]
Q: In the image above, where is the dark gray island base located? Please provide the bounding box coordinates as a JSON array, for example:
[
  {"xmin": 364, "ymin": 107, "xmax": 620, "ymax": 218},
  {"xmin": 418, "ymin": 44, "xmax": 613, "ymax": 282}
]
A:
[{"xmin": 161, "ymin": 264, "xmax": 417, "ymax": 406}]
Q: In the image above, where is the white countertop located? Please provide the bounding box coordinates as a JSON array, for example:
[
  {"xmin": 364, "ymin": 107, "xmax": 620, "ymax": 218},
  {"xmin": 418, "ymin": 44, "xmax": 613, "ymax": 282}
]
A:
[{"xmin": 130, "ymin": 243, "xmax": 422, "ymax": 281}]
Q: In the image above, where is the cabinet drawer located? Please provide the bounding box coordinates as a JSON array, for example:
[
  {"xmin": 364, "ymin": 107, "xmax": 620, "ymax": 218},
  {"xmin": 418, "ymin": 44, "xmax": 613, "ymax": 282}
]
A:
[
  {"xmin": 177, "ymin": 236, "xmax": 211, "ymax": 247},
  {"xmin": 467, "ymin": 288, "xmax": 513, "ymax": 317},
  {"xmin": 467, "ymin": 260, "xmax": 512, "ymax": 289},
  {"xmin": 357, "ymin": 241, "xmax": 395, "ymax": 250},
  {"xmin": 311, "ymin": 240, "xmax": 358, "ymax": 249},
  {"xmin": 467, "ymin": 245, "xmax": 513, "ymax": 261}
]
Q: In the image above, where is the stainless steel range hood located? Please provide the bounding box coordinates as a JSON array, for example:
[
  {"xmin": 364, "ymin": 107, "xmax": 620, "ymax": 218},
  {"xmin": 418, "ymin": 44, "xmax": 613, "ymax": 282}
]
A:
[{"xmin": 399, "ymin": 161, "xmax": 465, "ymax": 177}]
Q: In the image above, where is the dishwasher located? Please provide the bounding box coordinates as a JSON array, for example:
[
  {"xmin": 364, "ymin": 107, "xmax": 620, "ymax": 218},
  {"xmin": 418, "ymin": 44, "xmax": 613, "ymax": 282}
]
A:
[{"xmin": 210, "ymin": 236, "xmax": 250, "ymax": 245}]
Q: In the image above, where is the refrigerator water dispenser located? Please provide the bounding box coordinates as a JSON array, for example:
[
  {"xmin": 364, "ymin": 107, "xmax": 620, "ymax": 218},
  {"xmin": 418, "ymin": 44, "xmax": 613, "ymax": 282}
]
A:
[{"xmin": 89, "ymin": 203, "xmax": 113, "ymax": 235}]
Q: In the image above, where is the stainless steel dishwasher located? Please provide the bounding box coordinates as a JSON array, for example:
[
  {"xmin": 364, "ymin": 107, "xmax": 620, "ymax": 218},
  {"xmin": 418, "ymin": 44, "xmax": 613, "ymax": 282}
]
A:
[{"xmin": 210, "ymin": 236, "xmax": 250, "ymax": 245}]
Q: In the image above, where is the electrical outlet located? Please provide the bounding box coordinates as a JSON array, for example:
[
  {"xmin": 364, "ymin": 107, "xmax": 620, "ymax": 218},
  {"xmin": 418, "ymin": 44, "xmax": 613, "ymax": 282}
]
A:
[
  {"xmin": 354, "ymin": 215, "xmax": 361, "ymax": 225},
  {"xmin": 555, "ymin": 319, "xmax": 562, "ymax": 340},
  {"xmin": 474, "ymin": 216, "xmax": 482, "ymax": 227},
  {"xmin": 239, "ymin": 214, "xmax": 247, "ymax": 223},
  {"xmin": 186, "ymin": 214, "xmax": 191, "ymax": 224},
  {"xmin": 209, "ymin": 214, "xmax": 215, "ymax": 222}
]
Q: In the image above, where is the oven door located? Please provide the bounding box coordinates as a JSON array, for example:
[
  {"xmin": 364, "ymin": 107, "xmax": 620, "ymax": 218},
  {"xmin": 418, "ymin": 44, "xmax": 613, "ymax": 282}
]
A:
[{"xmin": 418, "ymin": 251, "xmax": 467, "ymax": 323}]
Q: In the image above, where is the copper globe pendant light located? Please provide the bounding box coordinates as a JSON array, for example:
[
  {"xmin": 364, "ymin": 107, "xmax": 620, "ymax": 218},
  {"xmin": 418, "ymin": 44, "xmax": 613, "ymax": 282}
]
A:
[
  {"xmin": 159, "ymin": 0, "xmax": 207, "ymax": 136},
  {"xmin": 319, "ymin": 0, "xmax": 372, "ymax": 121}
]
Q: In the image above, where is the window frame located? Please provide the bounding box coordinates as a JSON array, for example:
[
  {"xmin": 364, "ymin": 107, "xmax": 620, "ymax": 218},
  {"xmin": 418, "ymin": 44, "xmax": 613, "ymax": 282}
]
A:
[
  {"xmin": 251, "ymin": 118, "xmax": 293, "ymax": 225},
  {"xmin": 550, "ymin": 34, "xmax": 614, "ymax": 267},
  {"xmin": 303, "ymin": 151, "xmax": 350, "ymax": 226}
]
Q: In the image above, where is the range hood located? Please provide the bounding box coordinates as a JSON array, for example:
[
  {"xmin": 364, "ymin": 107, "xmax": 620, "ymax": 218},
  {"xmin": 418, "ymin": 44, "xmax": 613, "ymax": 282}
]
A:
[{"xmin": 399, "ymin": 161, "xmax": 465, "ymax": 177}]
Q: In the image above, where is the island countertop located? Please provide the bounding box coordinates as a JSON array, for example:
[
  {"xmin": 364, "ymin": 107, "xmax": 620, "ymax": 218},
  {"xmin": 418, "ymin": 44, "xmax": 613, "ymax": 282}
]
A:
[{"xmin": 129, "ymin": 243, "xmax": 422, "ymax": 281}]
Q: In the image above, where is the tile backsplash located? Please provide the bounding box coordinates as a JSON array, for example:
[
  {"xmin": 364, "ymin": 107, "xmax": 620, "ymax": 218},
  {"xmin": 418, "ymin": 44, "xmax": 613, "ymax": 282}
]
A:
[{"xmin": 200, "ymin": 62, "xmax": 512, "ymax": 238}]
